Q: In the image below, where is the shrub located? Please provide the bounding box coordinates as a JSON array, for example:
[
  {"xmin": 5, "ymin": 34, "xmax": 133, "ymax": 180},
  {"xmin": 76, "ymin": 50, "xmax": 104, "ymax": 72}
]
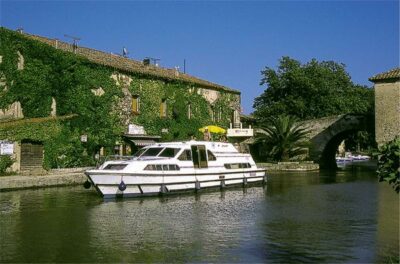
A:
[
  {"xmin": 375, "ymin": 137, "xmax": 400, "ymax": 193},
  {"xmin": 0, "ymin": 155, "xmax": 14, "ymax": 174}
]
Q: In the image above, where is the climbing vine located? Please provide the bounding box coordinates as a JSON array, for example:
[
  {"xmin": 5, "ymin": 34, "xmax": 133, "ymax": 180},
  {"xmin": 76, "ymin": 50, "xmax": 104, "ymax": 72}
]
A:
[
  {"xmin": 128, "ymin": 80, "xmax": 212, "ymax": 140},
  {"xmin": 0, "ymin": 27, "xmax": 238, "ymax": 169},
  {"xmin": 0, "ymin": 28, "xmax": 124, "ymax": 168}
]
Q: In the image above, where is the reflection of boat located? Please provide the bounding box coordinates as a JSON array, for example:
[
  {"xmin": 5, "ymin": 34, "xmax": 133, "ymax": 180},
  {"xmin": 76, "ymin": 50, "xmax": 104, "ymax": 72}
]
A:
[
  {"xmin": 336, "ymin": 153, "xmax": 370, "ymax": 164},
  {"xmin": 336, "ymin": 157, "xmax": 353, "ymax": 163},
  {"xmin": 349, "ymin": 154, "xmax": 370, "ymax": 161},
  {"xmin": 85, "ymin": 141, "xmax": 267, "ymax": 198}
]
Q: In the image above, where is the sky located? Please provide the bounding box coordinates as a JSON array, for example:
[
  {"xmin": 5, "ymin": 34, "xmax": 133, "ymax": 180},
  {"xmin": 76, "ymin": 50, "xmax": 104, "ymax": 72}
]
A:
[{"xmin": 1, "ymin": 1, "xmax": 399, "ymax": 114}]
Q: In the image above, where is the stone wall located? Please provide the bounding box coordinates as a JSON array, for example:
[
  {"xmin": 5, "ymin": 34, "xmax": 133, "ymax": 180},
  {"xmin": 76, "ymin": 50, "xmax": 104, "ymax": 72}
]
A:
[
  {"xmin": 0, "ymin": 170, "xmax": 87, "ymax": 191},
  {"xmin": 0, "ymin": 101, "xmax": 24, "ymax": 121},
  {"xmin": 257, "ymin": 161, "xmax": 319, "ymax": 171},
  {"xmin": 374, "ymin": 81, "xmax": 400, "ymax": 145}
]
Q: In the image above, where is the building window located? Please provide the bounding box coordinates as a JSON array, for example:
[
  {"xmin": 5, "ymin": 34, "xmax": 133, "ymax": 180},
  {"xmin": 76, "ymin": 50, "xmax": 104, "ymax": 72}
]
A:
[
  {"xmin": 218, "ymin": 107, "xmax": 222, "ymax": 122},
  {"xmin": 187, "ymin": 103, "xmax": 192, "ymax": 119},
  {"xmin": 232, "ymin": 109, "xmax": 239, "ymax": 127},
  {"xmin": 160, "ymin": 99, "xmax": 167, "ymax": 118},
  {"xmin": 132, "ymin": 95, "xmax": 140, "ymax": 114},
  {"xmin": 211, "ymin": 106, "xmax": 216, "ymax": 122}
]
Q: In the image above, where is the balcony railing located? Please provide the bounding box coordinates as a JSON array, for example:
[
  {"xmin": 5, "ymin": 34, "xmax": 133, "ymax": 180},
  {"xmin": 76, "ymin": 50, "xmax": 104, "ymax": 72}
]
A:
[{"xmin": 227, "ymin": 123, "xmax": 253, "ymax": 137}]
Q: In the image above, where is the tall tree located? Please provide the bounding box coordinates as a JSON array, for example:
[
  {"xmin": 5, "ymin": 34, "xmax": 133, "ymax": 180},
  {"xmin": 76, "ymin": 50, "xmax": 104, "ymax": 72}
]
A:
[{"xmin": 253, "ymin": 57, "xmax": 374, "ymax": 121}]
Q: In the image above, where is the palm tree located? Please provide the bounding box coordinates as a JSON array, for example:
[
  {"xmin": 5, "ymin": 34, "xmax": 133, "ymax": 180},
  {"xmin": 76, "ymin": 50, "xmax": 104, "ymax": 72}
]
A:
[{"xmin": 255, "ymin": 115, "xmax": 309, "ymax": 161}]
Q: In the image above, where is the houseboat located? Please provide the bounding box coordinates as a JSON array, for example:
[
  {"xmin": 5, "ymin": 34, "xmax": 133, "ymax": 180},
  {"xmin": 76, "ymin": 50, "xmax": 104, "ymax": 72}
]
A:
[{"xmin": 84, "ymin": 141, "xmax": 267, "ymax": 198}]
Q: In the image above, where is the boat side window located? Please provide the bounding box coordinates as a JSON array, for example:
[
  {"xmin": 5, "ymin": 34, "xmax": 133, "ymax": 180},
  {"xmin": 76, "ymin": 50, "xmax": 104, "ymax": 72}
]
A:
[
  {"xmin": 240, "ymin": 163, "xmax": 251, "ymax": 168},
  {"xmin": 141, "ymin": 147, "xmax": 163, "ymax": 157},
  {"xmin": 159, "ymin": 148, "xmax": 181, "ymax": 158},
  {"xmin": 103, "ymin": 164, "xmax": 127, "ymax": 170},
  {"xmin": 224, "ymin": 163, "xmax": 251, "ymax": 169},
  {"xmin": 207, "ymin": 150, "xmax": 216, "ymax": 161},
  {"xmin": 168, "ymin": 164, "xmax": 180, "ymax": 171},
  {"xmin": 178, "ymin": 149, "xmax": 192, "ymax": 161},
  {"xmin": 144, "ymin": 164, "xmax": 180, "ymax": 171}
]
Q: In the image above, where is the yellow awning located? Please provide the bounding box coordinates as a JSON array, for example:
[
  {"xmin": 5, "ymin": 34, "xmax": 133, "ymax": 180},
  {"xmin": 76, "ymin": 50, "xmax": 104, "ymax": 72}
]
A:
[{"xmin": 198, "ymin": 125, "xmax": 226, "ymax": 134}]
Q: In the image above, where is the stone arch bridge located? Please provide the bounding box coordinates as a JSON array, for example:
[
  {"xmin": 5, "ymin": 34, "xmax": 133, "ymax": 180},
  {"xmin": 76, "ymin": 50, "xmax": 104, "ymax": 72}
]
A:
[{"xmin": 301, "ymin": 114, "xmax": 374, "ymax": 169}]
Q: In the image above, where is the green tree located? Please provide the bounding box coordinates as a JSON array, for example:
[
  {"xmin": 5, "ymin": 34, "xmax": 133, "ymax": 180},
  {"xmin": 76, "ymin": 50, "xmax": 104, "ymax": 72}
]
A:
[
  {"xmin": 255, "ymin": 115, "xmax": 309, "ymax": 161},
  {"xmin": 253, "ymin": 57, "xmax": 374, "ymax": 121}
]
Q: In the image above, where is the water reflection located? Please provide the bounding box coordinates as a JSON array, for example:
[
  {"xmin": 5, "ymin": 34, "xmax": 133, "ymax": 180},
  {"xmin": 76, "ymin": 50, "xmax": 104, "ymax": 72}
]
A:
[
  {"xmin": 0, "ymin": 162, "xmax": 398, "ymax": 263},
  {"xmin": 87, "ymin": 188, "xmax": 267, "ymax": 263}
]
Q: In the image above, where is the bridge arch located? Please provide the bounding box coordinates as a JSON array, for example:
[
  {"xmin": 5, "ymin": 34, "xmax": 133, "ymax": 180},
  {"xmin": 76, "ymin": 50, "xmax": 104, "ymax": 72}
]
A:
[{"xmin": 306, "ymin": 114, "xmax": 374, "ymax": 169}]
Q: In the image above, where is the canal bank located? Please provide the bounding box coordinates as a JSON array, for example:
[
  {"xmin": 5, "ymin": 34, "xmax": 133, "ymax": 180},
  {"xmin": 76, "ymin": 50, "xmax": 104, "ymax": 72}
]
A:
[
  {"xmin": 257, "ymin": 161, "xmax": 319, "ymax": 171},
  {"xmin": 0, "ymin": 168, "xmax": 87, "ymax": 191},
  {"xmin": 0, "ymin": 162, "xmax": 319, "ymax": 191}
]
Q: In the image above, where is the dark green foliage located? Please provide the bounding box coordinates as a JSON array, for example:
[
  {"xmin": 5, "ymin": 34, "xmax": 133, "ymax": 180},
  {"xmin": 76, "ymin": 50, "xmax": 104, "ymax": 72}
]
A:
[
  {"xmin": 255, "ymin": 115, "xmax": 309, "ymax": 161},
  {"xmin": 253, "ymin": 57, "xmax": 374, "ymax": 121},
  {"xmin": 0, "ymin": 155, "xmax": 14, "ymax": 174},
  {"xmin": 375, "ymin": 137, "xmax": 400, "ymax": 193}
]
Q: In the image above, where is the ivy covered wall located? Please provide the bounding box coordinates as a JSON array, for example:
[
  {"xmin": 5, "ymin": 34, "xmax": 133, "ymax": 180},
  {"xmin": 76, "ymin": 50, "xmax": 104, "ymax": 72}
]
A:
[{"xmin": 0, "ymin": 27, "xmax": 240, "ymax": 168}]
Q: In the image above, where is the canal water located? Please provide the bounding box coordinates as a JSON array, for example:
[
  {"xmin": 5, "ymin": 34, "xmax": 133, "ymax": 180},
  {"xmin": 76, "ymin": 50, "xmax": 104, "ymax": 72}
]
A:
[{"xmin": 0, "ymin": 162, "xmax": 398, "ymax": 263}]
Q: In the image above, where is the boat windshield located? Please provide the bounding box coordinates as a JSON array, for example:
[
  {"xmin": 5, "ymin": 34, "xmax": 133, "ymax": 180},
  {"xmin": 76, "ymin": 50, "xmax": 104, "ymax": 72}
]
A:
[
  {"xmin": 159, "ymin": 148, "xmax": 181, "ymax": 158},
  {"xmin": 140, "ymin": 147, "xmax": 164, "ymax": 157},
  {"xmin": 133, "ymin": 148, "xmax": 147, "ymax": 157}
]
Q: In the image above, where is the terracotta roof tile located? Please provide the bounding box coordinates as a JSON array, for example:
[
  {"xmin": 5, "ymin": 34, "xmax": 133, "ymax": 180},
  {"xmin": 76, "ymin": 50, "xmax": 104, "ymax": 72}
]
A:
[
  {"xmin": 22, "ymin": 33, "xmax": 240, "ymax": 94},
  {"xmin": 369, "ymin": 68, "xmax": 400, "ymax": 82}
]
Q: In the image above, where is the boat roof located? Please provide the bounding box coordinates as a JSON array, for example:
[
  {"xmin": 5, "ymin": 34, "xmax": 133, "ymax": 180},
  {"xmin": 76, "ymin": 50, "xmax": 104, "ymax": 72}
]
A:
[{"xmin": 146, "ymin": 140, "xmax": 238, "ymax": 153}]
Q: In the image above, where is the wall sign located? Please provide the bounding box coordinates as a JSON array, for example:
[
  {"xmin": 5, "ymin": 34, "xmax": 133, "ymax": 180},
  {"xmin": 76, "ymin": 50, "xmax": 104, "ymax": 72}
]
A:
[
  {"xmin": 0, "ymin": 141, "xmax": 14, "ymax": 155},
  {"xmin": 80, "ymin": 135, "xmax": 88, "ymax": 142},
  {"xmin": 128, "ymin": 124, "xmax": 146, "ymax": 135}
]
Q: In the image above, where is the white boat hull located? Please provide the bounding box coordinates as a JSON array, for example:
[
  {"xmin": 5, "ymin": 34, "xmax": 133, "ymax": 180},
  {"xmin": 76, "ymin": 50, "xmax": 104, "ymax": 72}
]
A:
[{"xmin": 85, "ymin": 170, "xmax": 266, "ymax": 199}]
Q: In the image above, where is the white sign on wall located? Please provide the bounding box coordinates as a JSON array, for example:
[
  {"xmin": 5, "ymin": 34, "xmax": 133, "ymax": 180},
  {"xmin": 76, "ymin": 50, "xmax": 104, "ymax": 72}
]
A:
[
  {"xmin": 0, "ymin": 142, "xmax": 14, "ymax": 155},
  {"xmin": 227, "ymin": 128, "xmax": 254, "ymax": 137},
  {"xmin": 128, "ymin": 124, "xmax": 146, "ymax": 135},
  {"xmin": 80, "ymin": 135, "xmax": 88, "ymax": 143}
]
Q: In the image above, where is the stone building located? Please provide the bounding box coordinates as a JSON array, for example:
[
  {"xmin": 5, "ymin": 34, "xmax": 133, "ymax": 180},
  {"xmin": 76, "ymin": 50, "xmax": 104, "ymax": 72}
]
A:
[
  {"xmin": 0, "ymin": 27, "xmax": 242, "ymax": 173},
  {"xmin": 369, "ymin": 68, "xmax": 400, "ymax": 146}
]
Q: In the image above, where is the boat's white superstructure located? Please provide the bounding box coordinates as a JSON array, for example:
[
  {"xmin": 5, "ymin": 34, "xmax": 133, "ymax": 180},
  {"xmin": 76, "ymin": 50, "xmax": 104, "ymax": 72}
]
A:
[{"xmin": 85, "ymin": 141, "xmax": 267, "ymax": 198}]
